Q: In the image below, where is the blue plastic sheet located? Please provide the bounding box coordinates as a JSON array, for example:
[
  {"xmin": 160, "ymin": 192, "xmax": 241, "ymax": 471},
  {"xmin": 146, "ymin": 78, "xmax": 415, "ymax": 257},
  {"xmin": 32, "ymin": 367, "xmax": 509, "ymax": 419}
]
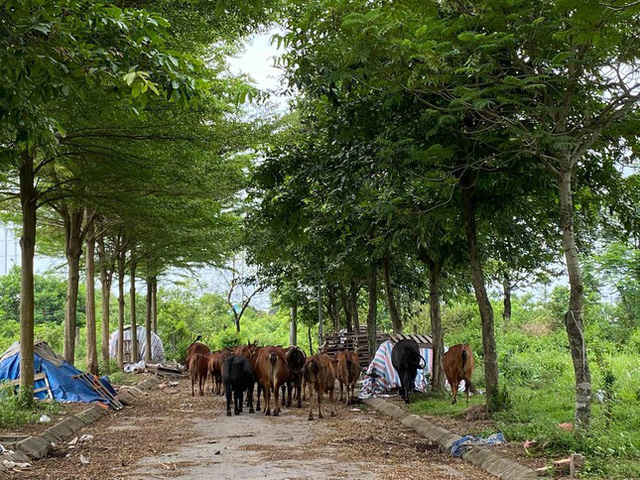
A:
[
  {"xmin": 0, "ymin": 352, "xmax": 114, "ymax": 403},
  {"xmin": 450, "ymin": 432, "xmax": 506, "ymax": 457}
]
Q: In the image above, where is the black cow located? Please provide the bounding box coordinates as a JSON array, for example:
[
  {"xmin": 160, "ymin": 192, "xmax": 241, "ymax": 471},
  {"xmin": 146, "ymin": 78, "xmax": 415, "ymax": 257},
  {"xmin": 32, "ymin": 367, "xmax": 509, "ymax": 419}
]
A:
[
  {"xmin": 281, "ymin": 346, "xmax": 307, "ymax": 408},
  {"xmin": 391, "ymin": 339, "xmax": 425, "ymax": 404},
  {"xmin": 221, "ymin": 354, "xmax": 255, "ymax": 416}
]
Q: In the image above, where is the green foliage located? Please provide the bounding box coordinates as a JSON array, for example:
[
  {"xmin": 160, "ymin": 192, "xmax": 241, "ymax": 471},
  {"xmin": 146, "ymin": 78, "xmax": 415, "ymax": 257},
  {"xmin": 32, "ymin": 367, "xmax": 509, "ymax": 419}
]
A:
[{"xmin": 0, "ymin": 386, "xmax": 61, "ymax": 428}]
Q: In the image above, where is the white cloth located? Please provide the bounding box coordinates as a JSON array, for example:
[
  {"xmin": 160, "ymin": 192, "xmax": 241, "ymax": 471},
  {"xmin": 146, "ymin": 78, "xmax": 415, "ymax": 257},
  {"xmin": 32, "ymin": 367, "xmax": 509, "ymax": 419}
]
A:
[{"xmin": 109, "ymin": 325, "xmax": 164, "ymax": 362}]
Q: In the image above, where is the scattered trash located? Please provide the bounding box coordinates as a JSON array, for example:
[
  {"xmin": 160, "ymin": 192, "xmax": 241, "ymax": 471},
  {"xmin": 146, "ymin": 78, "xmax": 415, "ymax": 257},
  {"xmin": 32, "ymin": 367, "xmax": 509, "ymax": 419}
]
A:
[
  {"xmin": 68, "ymin": 437, "xmax": 78, "ymax": 445},
  {"xmin": 123, "ymin": 360, "xmax": 147, "ymax": 373},
  {"xmin": 39, "ymin": 414, "xmax": 51, "ymax": 423},
  {"xmin": 3, "ymin": 459, "xmax": 31, "ymax": 469},
  {"xmin": 349, "ymin": 408, "xmax": 362, "ymax": 412},
  {"xmin": 80, "ymin": 454, "xmax": 90, "ymax": 464},
  {"xmin": 558, "ymin": 422, "xmax": 573, "ymax": 431},
  {"xmin": 553, "ymin": 453, "xmax": 584, "ymax": 478},
  {"xmin": 523, "ymin": 439, "xmax": 539, "ymax": 454},
  {"xmin": 0, "ymin": 444, "xmax": 13, "ymax": 455},
  {"xmin": 79, "ymin": 434, "xmax": 94, "ymax": 443},
  {"xmin": 535, "ymin": 465, "xmax": 553, "ymax": 476},
  {"xmin": 449, "ymin": 432, "xmax": 506, "ymax": 457},
  {"xmin": 158, "ymin": 381, "xmax": 180, "ymax": 388}
]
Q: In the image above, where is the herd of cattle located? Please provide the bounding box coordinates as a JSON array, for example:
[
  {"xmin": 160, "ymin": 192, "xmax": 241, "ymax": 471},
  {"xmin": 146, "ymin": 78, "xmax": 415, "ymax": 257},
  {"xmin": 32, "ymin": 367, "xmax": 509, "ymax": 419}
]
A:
[{"xmin": 184, "ymin": 337, "xmax": 475, "ymax": 420}]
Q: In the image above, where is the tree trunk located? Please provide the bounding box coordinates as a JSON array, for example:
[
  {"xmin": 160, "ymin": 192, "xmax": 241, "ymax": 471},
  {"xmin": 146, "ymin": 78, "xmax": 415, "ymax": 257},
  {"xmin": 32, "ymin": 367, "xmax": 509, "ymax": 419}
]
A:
[
  {"xmin": 462, "ymin": 186, "xmax": 499, "ymax": 410},
  {"xmin": 152, "ymin": 276, "xmax": 158, "ymax": 334},
  {"xmin": 289, "ymin": 304, "xmax": 297, "ymax": 346},
  {"xmin": 317, "ymin": 284, "xmax": 323, "ymax": 348},
  {"xmin": 339, "ymin": 285, "xmax": 353, "ymax": 332},
  {"xmin": 367, "ymin": 268, "xmax": 378, "ymax": 363},
  {"xmin": 117, "ymin": 251, "xmax": 126, "ymax": 370},
  {"xmin": 85, "ymin": 218, "xmax": 98, "ymax": 375},
  {"xmin": 419, "ymin": 251, "xmax": 445, "ymax": 394},
  {"xmin": 350, "ymin": 281, "xmax": 360, "ymax": 333},
  {"xmin": 97, "ymin": 233, "xmax": 113, "ymax": 374},
  {"xmin": 382, "ymin": 255, "xmax": 403, "ymax": 334},
  {"xmin": 19, "ymin": 151, "xmax": 36, "ymax": 400},
  {"xmin": 130, "ymin": 261, "xmax": 138, "ymax": 363},
  {"xmin": 327, "ymin": 283, "xmax": 340, "ymax": 332},
  {"xmin": 558, "ymin": 168, "xmax": 591, "ymax": 428},
  {"xmin": 503, "ymin": 272, "xmax": 512, "ymax": 329},
  {"xmin": 63, "ymin": 208, "xmax": 84, "ymax": 364},
  {"xmin": 145, "ymin": 277, "xmax": 152, "ymax": 362}
]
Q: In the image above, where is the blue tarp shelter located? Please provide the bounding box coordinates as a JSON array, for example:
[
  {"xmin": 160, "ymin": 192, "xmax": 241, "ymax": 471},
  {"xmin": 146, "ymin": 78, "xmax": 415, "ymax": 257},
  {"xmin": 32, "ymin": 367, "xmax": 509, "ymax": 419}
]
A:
[{"xmin": 0, "ymin": 340, "xmax": 115, "ymax": 403}]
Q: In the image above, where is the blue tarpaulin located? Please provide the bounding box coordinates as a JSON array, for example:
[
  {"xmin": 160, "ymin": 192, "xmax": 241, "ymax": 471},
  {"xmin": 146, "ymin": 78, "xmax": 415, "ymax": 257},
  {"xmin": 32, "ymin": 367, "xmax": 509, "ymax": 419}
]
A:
[{"xmin": 0, "ymin": 341, "xmax": 114, "ymax": 403}]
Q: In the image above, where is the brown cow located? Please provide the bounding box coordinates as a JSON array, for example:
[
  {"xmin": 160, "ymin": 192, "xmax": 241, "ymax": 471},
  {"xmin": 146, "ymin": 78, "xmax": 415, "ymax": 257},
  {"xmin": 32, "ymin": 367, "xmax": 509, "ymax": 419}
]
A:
[
  {"xmin": 185, "ymin": 339, "xmax": 210, "ymax": 371},
  {"xmin": 254, "ymin": 346, "xmax": 290, "ymax": 416},
  {"xmin": 304, "ymin": 353, "xmax": 336, "ymax": 420},
  {"xmin": 209, "ymin": 349, "xmax": 233, "ymax": 395},
  {"xmin": 189, "ymin": 353, "xmax": 209, "ymax": 396},
  {"xmin": 443, "ymin": 343, "xmax": 475, "ymax": 404},
  {"xmin": 336, "ymin": 350, "xmax": 360, "ymax": 405},
  {"xmin": 281, "ymin": 346, "xmax": 306, "ymax": 408}
]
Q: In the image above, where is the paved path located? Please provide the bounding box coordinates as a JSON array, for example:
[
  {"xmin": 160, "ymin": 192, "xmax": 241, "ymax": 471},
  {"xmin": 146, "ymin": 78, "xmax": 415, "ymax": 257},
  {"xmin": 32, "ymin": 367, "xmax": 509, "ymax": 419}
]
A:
[{"xmin": 12, "ymin": 378, "xmax": 497, "ymax": 479}]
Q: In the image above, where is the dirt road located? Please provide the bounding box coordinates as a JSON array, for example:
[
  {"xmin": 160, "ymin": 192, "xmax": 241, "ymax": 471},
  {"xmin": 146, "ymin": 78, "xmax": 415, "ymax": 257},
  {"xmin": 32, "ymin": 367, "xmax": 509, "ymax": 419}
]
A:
[{"xmin": 10, "ymin": 377, "xmax": 496, "ymax": 479}]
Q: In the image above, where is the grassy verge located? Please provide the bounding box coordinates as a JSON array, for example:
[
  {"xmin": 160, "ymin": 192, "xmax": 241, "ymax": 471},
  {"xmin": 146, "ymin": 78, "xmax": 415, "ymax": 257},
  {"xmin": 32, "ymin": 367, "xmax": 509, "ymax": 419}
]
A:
[
  {"xmin": 0, "ymin": 387, "xmax": 61, "ymax": 429},
  {"xmin": 410, "ymin": 383, "xmax": 640, "ymax": 479}
]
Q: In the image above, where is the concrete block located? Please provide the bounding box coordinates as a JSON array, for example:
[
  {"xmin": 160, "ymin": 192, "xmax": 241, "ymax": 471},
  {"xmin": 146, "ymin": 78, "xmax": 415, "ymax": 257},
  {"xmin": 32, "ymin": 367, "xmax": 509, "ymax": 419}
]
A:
[
  {"xmin": 15, "ymin": 436, "xmax": 50, "ymax": 459},
  {"xmin": 7, "ymin": 450, "xmax": 31, "ymax": 463},
  {"xmin": 44, "ymin": 422, "xmax": 73, "ymax": 442},
  {"xmin": 367, "ymin": 397, "xmax": 538, "ymax": 480},
  {"xmin": 62, "ymin": 416, "xmax": 85, "ymax": 433}
]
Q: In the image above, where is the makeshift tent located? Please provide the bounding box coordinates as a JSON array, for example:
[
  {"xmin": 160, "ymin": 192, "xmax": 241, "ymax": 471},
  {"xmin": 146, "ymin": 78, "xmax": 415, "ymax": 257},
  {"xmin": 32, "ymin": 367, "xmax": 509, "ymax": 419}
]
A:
[
  {"xmin": 0, "ymin": 340, "xmax": 116, "ymax": 403},
  {"xmin": 359, "ymin": 339, "xmax": 433, "ymax": 398},
  {"xmin": 109, "ymin": 325, "xmax": 164, "ymax": 363}
]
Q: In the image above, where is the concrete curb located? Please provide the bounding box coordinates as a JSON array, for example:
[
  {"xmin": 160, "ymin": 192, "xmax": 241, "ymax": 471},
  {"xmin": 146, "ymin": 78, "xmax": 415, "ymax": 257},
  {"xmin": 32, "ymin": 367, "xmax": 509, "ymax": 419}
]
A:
[
  {"xmin": 3, "ymin": 375, "xmax": 161, "ymax": 469},
  {"xmin": 363, "ymin": 397, "xmax": 538, "ymax": 480}
]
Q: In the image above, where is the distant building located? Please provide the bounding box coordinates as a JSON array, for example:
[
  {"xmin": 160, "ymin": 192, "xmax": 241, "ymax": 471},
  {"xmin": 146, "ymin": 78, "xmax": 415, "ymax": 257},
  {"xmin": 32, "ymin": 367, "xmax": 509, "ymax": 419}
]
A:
[{"xmin": 0, "ymin": 225, "xmax": 20, "ymax": 275}]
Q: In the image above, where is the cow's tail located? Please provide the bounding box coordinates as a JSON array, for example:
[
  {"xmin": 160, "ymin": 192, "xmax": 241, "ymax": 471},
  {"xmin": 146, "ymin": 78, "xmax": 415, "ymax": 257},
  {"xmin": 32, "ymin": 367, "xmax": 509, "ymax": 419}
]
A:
[
  {"xmin": 418, "ymin": 354, "xmax": 427, "ymax": 370},
  {"xmin": 461, "ymin": 348, "xmax": 468, "ymax": 368},
  {"xmin": 269, "ymin": 353, "xmax": 277, "ymax": 393}
]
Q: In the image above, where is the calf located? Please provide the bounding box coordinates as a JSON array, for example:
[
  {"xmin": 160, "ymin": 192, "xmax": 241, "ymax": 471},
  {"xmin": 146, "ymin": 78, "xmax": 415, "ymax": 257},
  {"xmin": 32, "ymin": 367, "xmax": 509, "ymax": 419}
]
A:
[
  {"xmin": 443, "ymin": 343, "xmax": 475, "ymax": 404},
  {"xmin": 336, "ymin": 350, "xmax": 360, "ymax": 405},
  {"xmin": 254, "ymin": 346, "xmax": 290, "ymax": 416},
  {"xmin": 189, "ymin": 353, "xmax": 209, "ymax": 396},
  {"xmin": 391, "ymin": 339, "xmax": 425, "ymax": 404},
  {"xmin": 185, "ymin": 339, "xmax": 210, "ymax": 371},
  {"xmin": 281, "ymin": 346, "xmax": 307, "ymax": 408},
  {"xmin": 222, "ymin": 354, "xmax": 255, "ymax": 416},
  {"xmin": 304, "ymin": 353, "xmax": 336, "ymax": 420}
]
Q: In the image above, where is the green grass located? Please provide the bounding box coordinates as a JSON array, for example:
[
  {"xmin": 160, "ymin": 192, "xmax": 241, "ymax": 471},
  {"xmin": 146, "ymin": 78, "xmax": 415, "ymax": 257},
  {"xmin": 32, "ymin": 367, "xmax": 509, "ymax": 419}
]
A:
[
  {"xmin": 0, "ymin": 386, "xmax": 61, "ymax": 429},
  {"xmin": 410, "ymin": 382, "xmax": 640, "ymax": 479},
  {"xmin": 410, "ymin": 391, "xmax": 486, "ymax": 417}
]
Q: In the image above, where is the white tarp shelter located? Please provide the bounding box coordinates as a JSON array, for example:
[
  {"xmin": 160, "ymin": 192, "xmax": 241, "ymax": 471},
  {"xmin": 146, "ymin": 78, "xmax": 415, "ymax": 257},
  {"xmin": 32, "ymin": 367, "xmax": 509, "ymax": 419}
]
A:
[
  {"xmin": 359, "ymin": 339, "xmax": 433, "ymax": 398},
  {"xmin": 109, "ymin": 325, "xmax": 164, "ymax": 363}
]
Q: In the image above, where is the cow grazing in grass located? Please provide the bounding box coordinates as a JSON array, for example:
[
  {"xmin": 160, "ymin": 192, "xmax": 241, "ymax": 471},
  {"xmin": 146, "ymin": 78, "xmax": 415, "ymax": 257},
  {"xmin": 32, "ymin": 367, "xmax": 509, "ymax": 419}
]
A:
[
  {"xmin": 391, "ymin": 339, "xmax": 425, "ymax": 404},
  {"xmin": 185, "ymin": 337, "xmax": 210, "ymax": 371},
  {"xmin": 443, "ymin": 343, "xmax": 475, "ymax": 404},
  {"xmin": 222, "ymin": 354, "xmax": 255, "ymax": 416},
  {"xmin": 189, "ymin": 353, "xmax": 209, "ymax": 396},
  {"xmin": 336, "ymin": 350, "xmax": 360, "ymax": 405},
  {"xmin": 304, "ymin": 353, "xmax": 336, "ymax": 420},
  {"xmin": 281, "ymin": 346, "xmax": 306, "ymax": 408},
  {"xmin": 254, "ymin": 346, "xmax": 290, "ymax": 416}
]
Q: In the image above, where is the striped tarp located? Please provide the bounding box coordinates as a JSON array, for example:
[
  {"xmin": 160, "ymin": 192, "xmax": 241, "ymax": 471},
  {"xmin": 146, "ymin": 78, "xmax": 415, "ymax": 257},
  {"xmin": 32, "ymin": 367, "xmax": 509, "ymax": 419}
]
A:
[{"xmin": 359, "ymin": 340, "xmax": 433, "ymax": 398}]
